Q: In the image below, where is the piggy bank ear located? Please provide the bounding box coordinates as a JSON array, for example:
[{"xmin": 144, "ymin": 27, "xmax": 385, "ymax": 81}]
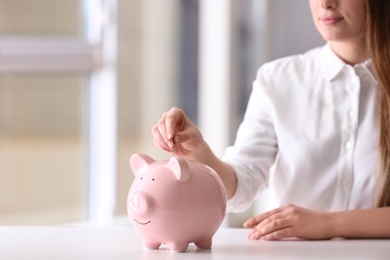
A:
[
  {"xmin": 130, "ymin": 153, "xmax": 155, "ymax": 176},
  {"xmin": 166, "ymin": 157, "xmax": 190, "ymax": 182}
]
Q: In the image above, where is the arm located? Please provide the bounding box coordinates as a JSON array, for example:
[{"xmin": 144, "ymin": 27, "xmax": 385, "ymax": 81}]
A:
[
  {"xmin": 151, "ymin": 107, "xmax": 237, "ymax": 198},
  {"xmin": 332, "ymin": 207, "xmax": 390, "ymax": 238},
  {"xmin": 189, "ymin": 142, "xmax": 238, "ymax": 200},
  {"xmin": 244, "ymin": 204, "xmax": 390, "ymax": 240}
]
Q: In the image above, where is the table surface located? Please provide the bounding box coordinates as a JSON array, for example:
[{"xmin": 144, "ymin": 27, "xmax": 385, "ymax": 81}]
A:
[{"xmin": 1, "ymin": 226, "xmax": 389, "ymax": 260}]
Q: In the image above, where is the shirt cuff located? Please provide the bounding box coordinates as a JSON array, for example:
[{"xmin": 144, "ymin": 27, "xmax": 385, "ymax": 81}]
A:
[{"xmin": 225, "ymin": 162, "xmax": 255, "ymax": 213}]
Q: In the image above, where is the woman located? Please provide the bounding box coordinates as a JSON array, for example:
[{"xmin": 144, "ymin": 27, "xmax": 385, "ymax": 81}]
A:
[{"xmin": 152, "ymin": 0, "xmax": 390, "ymax": 240}]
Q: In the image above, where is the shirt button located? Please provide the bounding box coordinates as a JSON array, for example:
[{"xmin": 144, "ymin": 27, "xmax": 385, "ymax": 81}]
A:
[{"xmin": 346, "ymin": 142, "xmax": 352, "ymax": 149}]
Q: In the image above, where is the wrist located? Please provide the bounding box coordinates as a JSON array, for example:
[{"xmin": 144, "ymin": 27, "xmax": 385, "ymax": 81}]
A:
[
  {"xmin": 327, "ymin": 211, "xmax": 344, "ymax": 238},
  {"xmin": 188, "ymin": 141, "xmax": 213, "ymax": 162}
]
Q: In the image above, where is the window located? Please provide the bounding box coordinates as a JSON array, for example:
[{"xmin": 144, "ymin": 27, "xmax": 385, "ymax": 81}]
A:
[{"xmin": 0, "ymin": 0, "xmax": 116, "ymax": 225}]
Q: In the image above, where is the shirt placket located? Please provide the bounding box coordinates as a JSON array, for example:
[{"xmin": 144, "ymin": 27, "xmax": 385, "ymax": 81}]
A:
[{"xmin": 339, "ymin": 67, "xmax": 361, "ymax": 210}]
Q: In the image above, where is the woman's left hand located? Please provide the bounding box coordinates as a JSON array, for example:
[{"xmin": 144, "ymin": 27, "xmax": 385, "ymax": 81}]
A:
[{"xmin": 243, "ymin": 204, "xmax": 336, "ymax": 240}]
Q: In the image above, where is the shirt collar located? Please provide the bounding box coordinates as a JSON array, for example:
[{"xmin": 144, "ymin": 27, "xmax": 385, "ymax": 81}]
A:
[
  {"xmin": 320, "ymin": 43, "xmax": 346, "ymax": 82},
  {"xmin": 321, "ymin": 43, "xmax": 375, "ymax": 83},
  {"xmin": 355, "ymin": 59, "xmax": 377, "ymax": 83}
]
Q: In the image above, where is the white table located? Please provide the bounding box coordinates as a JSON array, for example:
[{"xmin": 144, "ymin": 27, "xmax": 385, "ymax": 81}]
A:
[{"xmin": 1, "ymin": 226, "xmax": 389, "ymax": 259}]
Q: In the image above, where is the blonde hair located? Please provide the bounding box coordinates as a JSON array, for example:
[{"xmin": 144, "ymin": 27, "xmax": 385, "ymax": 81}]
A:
[{"xmin": 366, "ymin": 0, "xmax": 390, "ymax": 207}]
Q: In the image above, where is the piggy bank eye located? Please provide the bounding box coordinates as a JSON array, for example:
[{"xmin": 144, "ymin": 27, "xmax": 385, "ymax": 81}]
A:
[
  {"xmin": 140, "ymin": 177, "xmax": 143, "ymax": 180},
  {"xmin": 152, "ymin": 178, "xmax": 155, "ymax": 181}
]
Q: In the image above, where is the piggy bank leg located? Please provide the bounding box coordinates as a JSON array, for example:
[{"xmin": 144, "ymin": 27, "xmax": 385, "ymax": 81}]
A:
[
  {"xmin": 143, "ymin": 239, "xmax": 161, "ymax": 250},
  {"xmin": 195, "ymin": 237, "xmax": 212, "ymax": 250},
  {"xmin": 167, "ymin": 242, "xmax": 189, "ymax": 253}
]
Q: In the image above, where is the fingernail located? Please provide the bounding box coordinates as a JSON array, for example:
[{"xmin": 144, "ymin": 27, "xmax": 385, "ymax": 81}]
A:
[
  {"xmin": 173, "ymin": 136, "xmax": 181, "ymax": 143},
  {"xmin": 168, "ymin": 140, "xmax": 175, "ymax": 150}
]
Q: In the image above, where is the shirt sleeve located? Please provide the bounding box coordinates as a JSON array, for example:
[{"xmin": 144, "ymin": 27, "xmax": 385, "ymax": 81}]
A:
[{"xmin": 223, "ymin": 65, "xmax": 278, "ymax": 213}]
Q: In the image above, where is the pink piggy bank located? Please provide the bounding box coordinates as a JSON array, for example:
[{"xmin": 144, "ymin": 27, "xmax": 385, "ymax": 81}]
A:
[{"xmin": 127, "ymin": 153, "xmax": 227, "ymax": 252}]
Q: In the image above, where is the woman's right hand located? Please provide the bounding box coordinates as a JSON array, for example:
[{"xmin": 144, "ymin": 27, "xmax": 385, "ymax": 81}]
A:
[
  {"xmin": 152, "ymin": 107, "xmax": 238, "ymax": 198},
  {"xmin": 151, "ymin": 107, "xmax": 205, "ymax": 159}
]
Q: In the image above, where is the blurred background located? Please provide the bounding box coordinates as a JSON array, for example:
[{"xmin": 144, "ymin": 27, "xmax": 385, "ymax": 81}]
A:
[{"xmin": 0, "ymin": 0, "xmax": 324, "ymax": 226}]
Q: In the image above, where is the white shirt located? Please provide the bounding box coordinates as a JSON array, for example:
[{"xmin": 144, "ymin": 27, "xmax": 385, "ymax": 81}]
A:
[{"xmin": 223, "ymin": 43, "xmax": 378, "ymax": 213}]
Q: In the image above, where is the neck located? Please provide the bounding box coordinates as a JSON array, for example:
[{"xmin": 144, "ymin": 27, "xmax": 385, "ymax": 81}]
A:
[{"xmin": 329, "ymin": 40, "xmax": 369, "ymax": 65}]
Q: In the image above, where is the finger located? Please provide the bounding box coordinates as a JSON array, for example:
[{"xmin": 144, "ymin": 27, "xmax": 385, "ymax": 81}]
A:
[
  {"xmin": 152, "ymin": 139, "xmax": 172, "ymax": 153},
  {"xmin": 156, "ymin": 113, "xmax": 175, "ymax": 149},
  {"xmin": 155, "ymin": 112, "xmax": 168, "ymax": 139},
  {"xmin": 261, "ymin": 227, "xmax": 295, "ymax": 240},
  {"xmin": 153, "ymin": 133, "xmax": 171, "ymax": 152},
  {"xmin": 247, "ymin": 212, "xmax": 288, "ymax": 239},
  {"xmin": 151, "ymin": 124, "xmax": 172, "ymax": 151},
  {"xmin": 165, "ymin": 107, "xmax": 185, "ymax": 140},
  {"xmin": 248, "ymin": 217, "xmax": 292, "ymax": 240},
  {"xmin": 244, "ymin": 207, "xmax": 285, "ymax": 228},
  {"xmin": 172, "ymin": 127, "xmax": 198, "ymax": 145}
]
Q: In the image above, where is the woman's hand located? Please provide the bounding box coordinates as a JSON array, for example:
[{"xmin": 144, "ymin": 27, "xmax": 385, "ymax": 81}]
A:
[
  {"xmin": 152, "ymin": 107, "xmax": 238, "ymax": 198},
  {"xmin": 151, "ymin": 107, "xmax": 205, "ymax": 158},
  {"xmin": 244, "ymin": 204, "xmax": 336, "ymax": 240}
]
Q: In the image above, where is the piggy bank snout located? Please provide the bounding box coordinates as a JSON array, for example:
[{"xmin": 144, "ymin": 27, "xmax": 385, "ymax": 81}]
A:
[{"xmin": 128, "ymin": 192, "xmax": 153, "ymax": 216}]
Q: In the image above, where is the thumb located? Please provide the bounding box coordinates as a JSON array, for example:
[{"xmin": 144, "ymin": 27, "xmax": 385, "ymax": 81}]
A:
[{"xmin": 174, "ymin": 128, "xmax": 202, "ymax": 146}]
